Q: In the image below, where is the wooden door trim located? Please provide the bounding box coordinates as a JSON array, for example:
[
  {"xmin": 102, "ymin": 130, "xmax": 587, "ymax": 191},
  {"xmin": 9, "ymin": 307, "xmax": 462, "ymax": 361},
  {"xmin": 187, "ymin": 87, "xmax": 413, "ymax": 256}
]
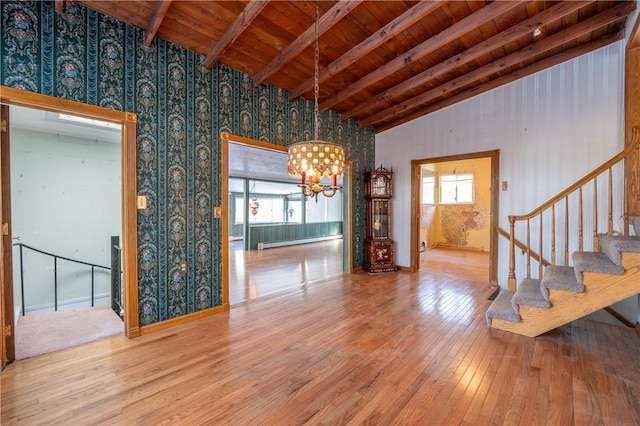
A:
[
  {"xmin": 0, "ymin": 86, "xmax": 139, "ymax": 339},
  {"xmin": 344, "ymin": 161, "xmax": 353, "ymax": 272},
  {"xmin": 410, "ymin": 149, "xmax": 500, "ymax": 285},
  {"xmin": 1, "ymin": 104, "xmax": 14, "ymax": 367},
  {"xmin": 220, "ymin": 132, "xmax": 354, "ymax": 302},
  {"xmin": 626, "ymin": 14, "xmax": 640, "ymax": 217},
  {"xmin": 221, "ymin": 132, "xmax": 286, "ymax": 306}
]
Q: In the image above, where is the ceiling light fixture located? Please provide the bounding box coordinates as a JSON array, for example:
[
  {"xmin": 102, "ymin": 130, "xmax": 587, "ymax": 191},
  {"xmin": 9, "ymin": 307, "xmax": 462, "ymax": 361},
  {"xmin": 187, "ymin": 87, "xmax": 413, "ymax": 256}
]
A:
[
  {"xmin": 287, "ymin": 0, "xmax": 345, "ymax": 203},
  {"xmin": 58, "ymin": 113, "xmax": 120, "ymax": 129},
  {"xmin": 533, "ymin": 27, "xmax": 542, "ymax": 37}
]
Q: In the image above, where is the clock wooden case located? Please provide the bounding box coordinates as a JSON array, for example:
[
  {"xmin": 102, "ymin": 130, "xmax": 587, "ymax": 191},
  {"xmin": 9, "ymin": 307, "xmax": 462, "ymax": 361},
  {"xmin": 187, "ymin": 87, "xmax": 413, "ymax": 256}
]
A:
[{"xmin": 364, "ymin": 166, "xmax": 398, "ymax": 273}]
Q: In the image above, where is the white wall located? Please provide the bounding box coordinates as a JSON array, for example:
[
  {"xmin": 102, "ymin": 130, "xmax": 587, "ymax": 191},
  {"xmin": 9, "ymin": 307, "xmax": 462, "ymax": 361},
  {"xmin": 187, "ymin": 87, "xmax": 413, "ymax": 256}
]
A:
[
  {"xmin": 11, "ymin": 128, "xmax": 121, "ymax": 313},
  {"xmin": 376, "ymin": 41, "xmax": 626, "ymax": 288}
]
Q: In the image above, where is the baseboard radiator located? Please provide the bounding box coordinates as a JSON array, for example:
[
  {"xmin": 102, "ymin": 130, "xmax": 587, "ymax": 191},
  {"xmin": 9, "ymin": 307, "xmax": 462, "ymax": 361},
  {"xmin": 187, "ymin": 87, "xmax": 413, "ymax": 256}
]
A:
[{"xmin": 257, "ymin": 235, "xmax": 342, "ymax": 250}]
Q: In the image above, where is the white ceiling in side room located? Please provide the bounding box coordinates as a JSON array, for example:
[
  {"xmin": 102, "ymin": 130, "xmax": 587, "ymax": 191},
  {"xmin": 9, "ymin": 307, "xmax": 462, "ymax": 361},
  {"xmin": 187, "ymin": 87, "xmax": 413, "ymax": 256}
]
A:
[
  {"xmin": 229, "ymin": 141, "xmax": 296, "ymax": 183},
  {"xmin": 9, "ymin": 105, "xmax": 121, "ymax": 143}
]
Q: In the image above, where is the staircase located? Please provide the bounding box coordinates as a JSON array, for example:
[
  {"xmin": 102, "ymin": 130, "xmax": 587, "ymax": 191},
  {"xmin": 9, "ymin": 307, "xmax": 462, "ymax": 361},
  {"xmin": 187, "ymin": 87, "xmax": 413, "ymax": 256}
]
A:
[
  {"xmin": 487, "ymin": 128, "xmax": 640, "ymax": 337},
  {"xmin": 487, "ymin": 223, "xmax": 640, "ymax": 337}
]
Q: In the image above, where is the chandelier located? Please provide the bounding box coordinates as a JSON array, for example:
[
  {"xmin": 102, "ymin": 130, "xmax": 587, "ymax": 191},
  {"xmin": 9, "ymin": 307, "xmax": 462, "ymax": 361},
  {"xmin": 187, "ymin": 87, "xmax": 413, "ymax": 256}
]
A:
[
  {"xmin": 249, "ymin": 197, "xmax": 259, "ymax": 216},
  {"xmin": 287, "ymin": 0, "xmax": 345, "ymax": 202},
  {"xmin": 248, "ymin": 181, "xmax": 259, "ymax": 216}
]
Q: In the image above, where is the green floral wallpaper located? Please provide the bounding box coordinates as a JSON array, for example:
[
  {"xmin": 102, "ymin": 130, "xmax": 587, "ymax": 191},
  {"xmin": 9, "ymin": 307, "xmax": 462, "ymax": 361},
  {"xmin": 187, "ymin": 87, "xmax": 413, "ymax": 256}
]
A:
[{"xmin": 1, "ymin": 0, "xmax": 374, "ymax": 326}]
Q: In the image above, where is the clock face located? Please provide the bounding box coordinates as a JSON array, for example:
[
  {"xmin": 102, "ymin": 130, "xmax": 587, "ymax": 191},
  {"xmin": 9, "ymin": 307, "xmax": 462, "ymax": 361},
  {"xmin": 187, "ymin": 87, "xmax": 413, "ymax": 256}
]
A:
[{"xmin": 373, "ymin": 175, "xmax": 387, "ymax": 195}]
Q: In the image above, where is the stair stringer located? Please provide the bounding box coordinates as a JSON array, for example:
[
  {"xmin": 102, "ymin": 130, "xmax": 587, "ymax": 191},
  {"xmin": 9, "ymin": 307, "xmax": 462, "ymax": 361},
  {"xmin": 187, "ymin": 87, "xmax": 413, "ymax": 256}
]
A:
[{"xmin": 491, "ymin": 251, "xmax": 640, "ymax": 337}]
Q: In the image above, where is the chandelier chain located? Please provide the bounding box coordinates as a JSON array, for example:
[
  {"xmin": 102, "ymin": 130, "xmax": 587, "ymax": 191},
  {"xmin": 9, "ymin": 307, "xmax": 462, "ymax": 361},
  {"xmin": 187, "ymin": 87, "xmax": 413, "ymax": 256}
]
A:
[
  {"xmin": 314, "ymin": 0, "xmax": 319, "ymax": 141},
  {"xmin": 286, "ymin": 0, "xmax": 345, "ymax": 201}
]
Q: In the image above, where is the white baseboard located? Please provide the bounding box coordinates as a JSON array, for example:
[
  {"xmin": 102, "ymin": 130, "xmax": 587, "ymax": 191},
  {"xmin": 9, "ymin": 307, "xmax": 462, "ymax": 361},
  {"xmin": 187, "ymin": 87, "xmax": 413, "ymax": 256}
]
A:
[
  {"xmin": 257, "ymin": 235, "xmax": 342, "ymax": 250},
  {"xmin": 24, "ymin": 293, "xmax": 111, "ymax": 315},
  {"xmin": 434, "ymin": 243, "xmax": 485, "ymax": 251}
]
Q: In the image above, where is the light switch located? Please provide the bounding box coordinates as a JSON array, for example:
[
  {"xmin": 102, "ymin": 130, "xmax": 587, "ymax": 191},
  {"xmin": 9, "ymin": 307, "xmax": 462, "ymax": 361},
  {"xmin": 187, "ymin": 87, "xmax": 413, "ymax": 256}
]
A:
[
  {"xmin": 137, "ymin": 195, "xmax": 148, "ymax": 209},
  {"xmin": 214, "ymin": 207, "xmax": 222, "ymax": 218},
  {"xmin": 501, "ymin": 181, "xmax": 508, "ymax": 191}
]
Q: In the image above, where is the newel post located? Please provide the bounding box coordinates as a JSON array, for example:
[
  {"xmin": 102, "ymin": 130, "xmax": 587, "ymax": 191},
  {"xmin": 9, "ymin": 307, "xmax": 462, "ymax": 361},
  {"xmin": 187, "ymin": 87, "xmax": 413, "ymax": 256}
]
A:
[{"xmin": 508, "ymin": 216, "xmax": 517, "ymax": 291}]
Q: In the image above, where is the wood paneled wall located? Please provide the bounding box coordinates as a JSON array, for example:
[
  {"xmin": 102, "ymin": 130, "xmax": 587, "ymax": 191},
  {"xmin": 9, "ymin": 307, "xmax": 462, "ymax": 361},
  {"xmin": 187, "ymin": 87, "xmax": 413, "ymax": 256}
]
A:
[
  {"xmin": 626, "ymin": 16, "xmax": 640, "ymax": 217},
  {"xmin": 247, "ymin": 222, "xmax": 342, "ymax": 250},
  {"xmin": 376, "ymin": 42, "xmax": 626, "ymax": 288}
]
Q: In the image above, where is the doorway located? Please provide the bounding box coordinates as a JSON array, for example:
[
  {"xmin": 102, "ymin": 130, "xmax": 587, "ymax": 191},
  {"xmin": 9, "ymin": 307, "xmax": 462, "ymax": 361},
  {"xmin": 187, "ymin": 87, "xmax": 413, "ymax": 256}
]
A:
[
  {"xmin": 1, "ymin": 87, "xmax": 139, "ymax": 367},
  {"xmin": 10, "ymin": 105, "xmax": 123, "ymax": 359},
  {"xmin": 221, "ymin": 132, "xmax": 350, "ymax": 305},
  {"xmin": 411, "ymin": 150, "xmax": 499, "ymax": 285}
]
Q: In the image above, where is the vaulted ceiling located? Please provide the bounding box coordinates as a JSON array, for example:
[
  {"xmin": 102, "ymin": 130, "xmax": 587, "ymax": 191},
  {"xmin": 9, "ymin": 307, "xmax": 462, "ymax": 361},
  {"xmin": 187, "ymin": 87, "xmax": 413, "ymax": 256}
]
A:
[{"xmin": 74, "ymin": 0, "xmax": 636, "ymax": 132}]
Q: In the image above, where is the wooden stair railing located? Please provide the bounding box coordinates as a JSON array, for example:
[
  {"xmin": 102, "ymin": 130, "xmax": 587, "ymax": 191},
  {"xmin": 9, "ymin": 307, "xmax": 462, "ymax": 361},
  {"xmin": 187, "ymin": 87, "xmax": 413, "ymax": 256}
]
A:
[
  {"xmin": 498, "ymin": 227, "xmax": 550, "ymax": 270},
  {"xmin": 507, "ymin": 127, "xmax": 640, "ymax": 291}
]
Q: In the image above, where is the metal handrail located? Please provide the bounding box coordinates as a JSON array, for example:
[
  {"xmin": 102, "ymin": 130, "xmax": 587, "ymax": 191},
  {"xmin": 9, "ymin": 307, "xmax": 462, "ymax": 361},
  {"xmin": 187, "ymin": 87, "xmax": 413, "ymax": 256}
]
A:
[
  {"xmin": 13, "ymin": 242, "xmax": 111, "ymax": 315},
  {"xmin": 13, "ymin": 242, "xmax": 110, "ymax": 269}
]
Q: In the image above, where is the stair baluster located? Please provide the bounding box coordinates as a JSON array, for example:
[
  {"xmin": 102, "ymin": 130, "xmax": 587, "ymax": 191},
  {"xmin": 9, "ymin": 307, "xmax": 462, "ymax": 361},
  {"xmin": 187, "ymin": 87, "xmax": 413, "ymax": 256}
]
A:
[
  {"xmin": 494, "ymin": 127, "xmax": 640, "ymax": 336},
  {"xmin": 593, "ymin": 175, "xmax": 598, "ymax": 251},
  {"xmin": 551, "ymin": 204, "xmax": 556, "ymax": 266},
  {"xmin": 564, "ymin": 196, "xmax": 569, "ymax": 265}
]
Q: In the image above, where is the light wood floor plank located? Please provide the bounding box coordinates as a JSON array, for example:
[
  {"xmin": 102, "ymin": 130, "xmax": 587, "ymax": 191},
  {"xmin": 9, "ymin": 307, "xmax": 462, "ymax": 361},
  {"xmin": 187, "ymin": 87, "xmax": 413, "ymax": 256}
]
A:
[{"xmin": 2, "ymin": 247, "xmax": 640, "ymax": 425}]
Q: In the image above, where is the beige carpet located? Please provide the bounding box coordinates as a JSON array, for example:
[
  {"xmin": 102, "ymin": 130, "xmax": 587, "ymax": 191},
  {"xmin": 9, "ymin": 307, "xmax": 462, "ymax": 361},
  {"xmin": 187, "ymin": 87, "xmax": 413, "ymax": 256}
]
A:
[{"xmin": 15, "ymin": 306, "xmax": 123, "ymax": 360}]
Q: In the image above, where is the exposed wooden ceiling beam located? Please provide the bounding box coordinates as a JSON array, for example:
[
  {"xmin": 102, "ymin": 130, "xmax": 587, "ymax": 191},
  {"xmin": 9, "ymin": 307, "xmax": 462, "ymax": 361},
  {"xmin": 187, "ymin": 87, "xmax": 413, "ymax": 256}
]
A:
[
  {"xmin": 288, "ymin": 1, "xmax": 445, "ymax": 101},
  {"xmin": 319, "ymin": 0, "xmax": 520, "ymax": 113},
  {"xmin": 377, "ymin": 33, "xmax": 623, "ymax": 133},
  {"xmin": 252, "ymin": 0, "xmax": 363, "ymax": 88},
  {"xmin": 144, "ymin": 0, "xmax": 172, "ymax": 47},
  {"xmin": 361, "ymin": 1, "xmax": 636, "ymax": 128},
  {"xmin": 205, "ymin": 0, "xmax": 269, "ymax": 69},
  {"xmin": 343, "ymin": 1, "xmax": 591, "ymax": 121}
]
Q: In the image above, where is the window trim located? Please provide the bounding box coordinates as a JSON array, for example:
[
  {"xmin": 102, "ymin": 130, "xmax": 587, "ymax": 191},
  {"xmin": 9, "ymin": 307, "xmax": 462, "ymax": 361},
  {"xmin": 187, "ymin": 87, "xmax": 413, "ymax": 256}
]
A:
[
  {"xmin": 438, "ymin": 172, "xmax": 474, "ymax": 205},
  {"xmin": 421, "ymin": 173, "xmax": 436, "ymax": 206}
]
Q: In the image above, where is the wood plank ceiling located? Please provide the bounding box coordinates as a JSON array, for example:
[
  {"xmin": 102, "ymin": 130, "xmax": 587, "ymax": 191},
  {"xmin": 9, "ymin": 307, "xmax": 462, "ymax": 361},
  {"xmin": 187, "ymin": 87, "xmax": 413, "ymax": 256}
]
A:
[{"xmin": 74, "ymin": 0, "xmax": 636, "ymax": 133}]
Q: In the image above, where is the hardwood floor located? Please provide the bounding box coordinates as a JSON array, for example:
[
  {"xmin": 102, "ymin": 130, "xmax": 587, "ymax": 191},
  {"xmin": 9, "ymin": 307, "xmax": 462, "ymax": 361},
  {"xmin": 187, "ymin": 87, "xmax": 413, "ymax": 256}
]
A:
[
  {"xmin": 2, "ymin": 248, "xmax": 639, "ymax": 425},
  {"xmin": 229, "ymin": 239, "xmax": 343, "ymax": 304}
]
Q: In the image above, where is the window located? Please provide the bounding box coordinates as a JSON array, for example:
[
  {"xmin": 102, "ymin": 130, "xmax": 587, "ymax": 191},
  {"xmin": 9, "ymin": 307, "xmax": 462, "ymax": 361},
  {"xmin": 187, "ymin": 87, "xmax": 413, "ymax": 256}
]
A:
[
  {"xmin": 421, "ymin": 174, "xmax": 435, "ymax": 205},
  {"xmin": 229, "ymin": 177, "xmax": 344, "ymax": 225},
  {"xmin": 286, "ymin": 199, "xmax": 302, "ymax": 223},
  {"xmin": 439, "ymin": 173, "xmax": 473, "ymax": 204},
  {"xmin": 249, "ymin": 197, "xmax": 285, "ymax": 223},
  {"xmin": 306, "ymin": 192, "xmax": 342, "ymax": 223},
  {"xmin": 234, "ymin": 197, "xmax": 245, "ymax": 224}
]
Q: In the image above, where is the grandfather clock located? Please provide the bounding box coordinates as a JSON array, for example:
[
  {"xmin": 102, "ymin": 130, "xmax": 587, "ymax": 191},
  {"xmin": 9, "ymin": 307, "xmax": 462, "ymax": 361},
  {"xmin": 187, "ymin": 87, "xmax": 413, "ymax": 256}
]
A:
[{"xmin": 364, "ymin": 166, "xmax": 398, "ymax": 273}]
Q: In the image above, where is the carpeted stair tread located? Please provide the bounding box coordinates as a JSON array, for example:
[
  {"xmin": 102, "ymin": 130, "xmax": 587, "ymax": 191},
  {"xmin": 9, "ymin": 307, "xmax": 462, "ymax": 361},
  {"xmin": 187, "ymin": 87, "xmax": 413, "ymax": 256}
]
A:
[
  {"xmin": 512, "ymin": 278, "xmax": 550, "ymax": 309},
  {"xmin": 572, "ymin": 251, "xmax": 624, "ymax": 283},
  {"xmin": 486, "ymin": 290, "xmax": 519, "ymax": 326},
  {"xmin": 541, "ymin": 265, "xmax": 583, "ymax": 298},
  {"xmin": 599, "ymin": 234, "xmax": 640, "ymax": 265}
]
